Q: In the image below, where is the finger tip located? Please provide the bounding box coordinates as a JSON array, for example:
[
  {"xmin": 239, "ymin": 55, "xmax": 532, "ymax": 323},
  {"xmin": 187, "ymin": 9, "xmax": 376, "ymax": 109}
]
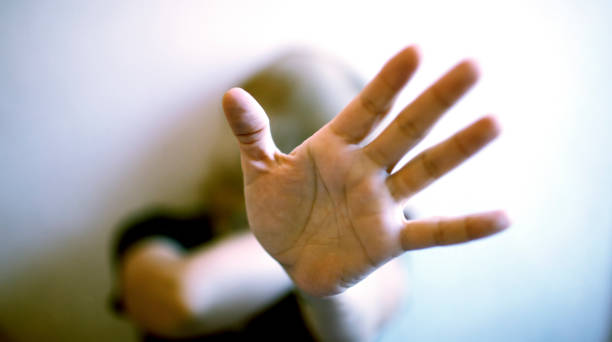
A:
[
  {"xmin": 222, "ymin": 88, "xmax": 239, "ymax": 108},
  {"xmin": 497, "ymin": 208, "xmax": 511, "ymax": 222},
  {"xmin": 479, "ymin": 114, "xmax": 503, "ymax": 139},
  {"xmin": 223, "ymin": 87, "xmax": 245, "ymax": 102},
  {"xmin": 490, "ymin": 209, "xmax": 512, "ymax": 231},
  {"xmin": 459, "ymin": 58, "xmax": 482, "ymax": 83},
  {"xmin": 393, "ymin": 45, "xmax": 421, "ymax": 75},
  {"xmin": 404, "ymin": 44, "xmax": 422, "ymax": 64},
  {"xmin": 223, "ymin": 87, "xmax": 258, "ymax": 117},
  {"xmin": 469, "ymin": 210, "xmax": 512, "ymax": 239}
]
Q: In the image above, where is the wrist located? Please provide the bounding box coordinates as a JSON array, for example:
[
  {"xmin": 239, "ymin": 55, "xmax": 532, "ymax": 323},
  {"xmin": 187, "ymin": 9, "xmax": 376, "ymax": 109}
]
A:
[
  {"xmin": 295, "ymin": 279, "xmax": 378, "ymax": 342},
  {"xmin": 293, "ymin": 259, "xmax": 406, "ymax": 342}
]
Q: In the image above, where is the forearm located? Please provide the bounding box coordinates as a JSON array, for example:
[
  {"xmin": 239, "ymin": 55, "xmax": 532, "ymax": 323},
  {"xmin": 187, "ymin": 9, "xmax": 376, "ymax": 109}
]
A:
[
  {"xmin": 180, "ymin": 231, "xmax": 293, "ymax": 332},
  {"xmin": 296, "ymin": 259, "xmax": 406, "ymax": 342},
  {"xmin": 121, "ymin": 231, "xmax": 292, "ymax": 337}
]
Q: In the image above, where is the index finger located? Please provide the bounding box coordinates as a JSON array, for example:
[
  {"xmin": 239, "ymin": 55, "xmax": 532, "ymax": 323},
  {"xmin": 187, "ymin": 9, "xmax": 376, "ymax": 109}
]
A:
[{"xmin": 328, "ymin": 46, "xmax": 420, "ymax": 144}]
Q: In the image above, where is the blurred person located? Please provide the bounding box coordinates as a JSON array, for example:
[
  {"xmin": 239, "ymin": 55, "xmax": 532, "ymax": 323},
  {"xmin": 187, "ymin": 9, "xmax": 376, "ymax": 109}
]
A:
[{"xmin": 110, "ymin": 46, "xmax": 510, "ymax": 341}]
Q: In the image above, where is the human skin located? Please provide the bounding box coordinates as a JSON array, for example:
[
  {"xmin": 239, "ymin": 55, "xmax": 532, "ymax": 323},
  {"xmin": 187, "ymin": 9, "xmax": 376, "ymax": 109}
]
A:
[
  {"xmin": 222, "ymin": 45, "xmax": 510, "ymax": 298},
  {"xmin": 121, "ymin": 45, "xmax": 510, "ymax": 341}
]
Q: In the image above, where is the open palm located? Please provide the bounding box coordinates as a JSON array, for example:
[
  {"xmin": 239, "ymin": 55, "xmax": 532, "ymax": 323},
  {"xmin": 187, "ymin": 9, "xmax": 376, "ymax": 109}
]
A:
[{"xmin": 222, "ymin": 46, "xmax": 510, "ymax": 297}]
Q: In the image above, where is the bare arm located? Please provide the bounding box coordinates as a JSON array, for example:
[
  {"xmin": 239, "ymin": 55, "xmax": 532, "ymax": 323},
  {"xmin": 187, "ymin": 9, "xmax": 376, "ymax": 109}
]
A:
[
  {"xmin": 120, "ymin": 232, "xmax": 292, "ymax": 337},
  {"xmin": 120, "ymin": 45, "xmax": 509, "ymax": 341},
  {"xmin": 121, "ymin": 232, "xmax": 406, "ymax": 340},
  {"xmin": 297, "ymin": 259, "xmax": 406, "ymax": 342},
  {"xmin": 221, "ymin": 45, "xmax": 510, "ymax": 340}
]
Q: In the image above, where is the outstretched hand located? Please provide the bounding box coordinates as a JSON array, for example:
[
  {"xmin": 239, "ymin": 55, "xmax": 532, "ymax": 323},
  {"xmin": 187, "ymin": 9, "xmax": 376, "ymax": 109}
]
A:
[{"xmin": 222, "ymin": 46, "xmax": 510, "ymax": 297}]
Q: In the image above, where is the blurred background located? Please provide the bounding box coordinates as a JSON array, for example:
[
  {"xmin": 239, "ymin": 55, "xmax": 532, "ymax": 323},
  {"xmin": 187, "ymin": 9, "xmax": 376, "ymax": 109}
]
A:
[{"xmin": 1, "ymin": 0, "xmax": 611, "ymax": 341}]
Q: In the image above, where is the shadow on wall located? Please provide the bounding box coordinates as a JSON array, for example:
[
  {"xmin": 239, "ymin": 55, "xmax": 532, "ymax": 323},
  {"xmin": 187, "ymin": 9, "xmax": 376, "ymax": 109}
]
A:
[
  {"xmin": 0, "ymin": 48, "xmax": 363, "ymax": 342},
  {"xmin": 0, "ymin": 326, "xmax": 14, "ymax": 342},
  {"xmin": 0, "ymin": 86, "xmax": 228, "ymax": 342}
]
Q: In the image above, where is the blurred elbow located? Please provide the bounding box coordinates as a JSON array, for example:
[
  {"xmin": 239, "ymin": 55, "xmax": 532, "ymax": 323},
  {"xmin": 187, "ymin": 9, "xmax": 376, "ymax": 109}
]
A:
[{"xmin": 120, "ymin": 240, "xmax": 199, "ymax": 338}]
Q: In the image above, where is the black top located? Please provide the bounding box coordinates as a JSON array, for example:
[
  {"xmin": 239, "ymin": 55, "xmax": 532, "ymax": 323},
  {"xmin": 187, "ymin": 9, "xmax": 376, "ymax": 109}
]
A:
[{"xmin": 110, "ymin": 209, "xmax": 315, "ymax": 341}]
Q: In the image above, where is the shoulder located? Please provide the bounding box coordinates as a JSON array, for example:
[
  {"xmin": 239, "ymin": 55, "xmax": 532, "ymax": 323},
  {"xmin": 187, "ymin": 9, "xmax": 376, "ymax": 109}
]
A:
[{"xmin": 111, "ymin": 208, "xmax": 215, "ymax": 266}]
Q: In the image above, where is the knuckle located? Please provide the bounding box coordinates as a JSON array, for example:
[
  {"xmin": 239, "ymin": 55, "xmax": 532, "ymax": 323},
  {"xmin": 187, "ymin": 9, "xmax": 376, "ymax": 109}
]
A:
[
  {"xmin": 397, "ymin": 118, "xmax": 424, "ymax": 142},
  {"xmin": 420, "ymin": 152, "xmax": 441, "ymax": 179},
  {"xmin": 359, "ymin": 94, "xmax": 388, "ymax": 117},
  {"xmin": 429, "ymin": 83, "xmax": 453, "ymax": 109},
  {"xmin": 235, "ymin": 125, "xmax": 266, "ymax": 145},
  {"xmin": 451, "ymin": 134, "xmax": 471, "ymax": 158},
  {"xmin": 433, "ymin": 218, "xmax": 446, "ymax": 246}
]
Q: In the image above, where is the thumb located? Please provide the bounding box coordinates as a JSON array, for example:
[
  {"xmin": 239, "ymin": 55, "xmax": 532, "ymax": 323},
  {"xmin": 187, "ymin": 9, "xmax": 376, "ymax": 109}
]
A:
[{"xmin": 222, "ymin": 88, "xmax": 277, "ymax": 164}]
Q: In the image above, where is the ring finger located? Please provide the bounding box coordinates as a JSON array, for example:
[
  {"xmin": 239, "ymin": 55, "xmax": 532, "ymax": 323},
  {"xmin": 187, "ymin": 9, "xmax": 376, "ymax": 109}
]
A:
[{"xmin": 386, "ymin": 115, "xmax": 501, "ymax": 201}]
